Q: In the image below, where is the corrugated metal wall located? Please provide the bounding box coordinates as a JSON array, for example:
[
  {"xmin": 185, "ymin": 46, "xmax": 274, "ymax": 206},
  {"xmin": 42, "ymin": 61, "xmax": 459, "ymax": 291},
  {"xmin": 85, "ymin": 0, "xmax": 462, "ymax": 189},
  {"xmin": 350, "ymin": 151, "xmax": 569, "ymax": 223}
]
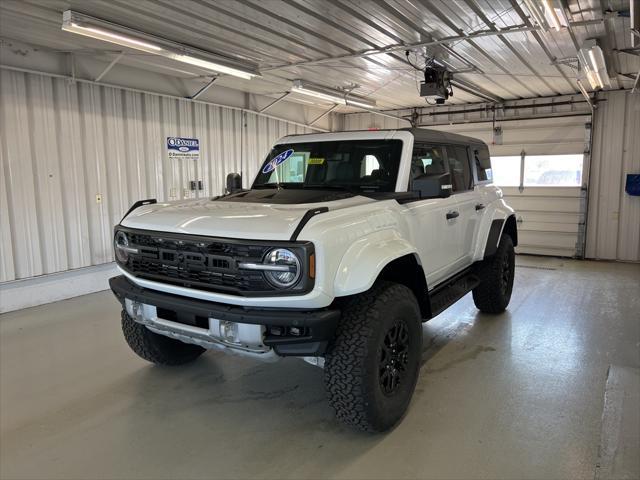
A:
[
  {"xmin": 0, "ymin": 70, "xmax": 311, "ymax": 282},
  {"xmin": 586, "ymin": 90, "xmax": 640, "ymax": 262}
]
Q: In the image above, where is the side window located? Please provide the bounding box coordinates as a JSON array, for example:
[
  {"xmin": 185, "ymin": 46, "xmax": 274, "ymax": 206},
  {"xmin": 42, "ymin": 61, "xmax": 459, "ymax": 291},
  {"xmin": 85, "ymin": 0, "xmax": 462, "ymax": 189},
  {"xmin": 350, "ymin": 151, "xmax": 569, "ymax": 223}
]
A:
[
  {"xmin": 447, "ymin": 145, "xmax": 473, "ymax": 192},
  {"xmin": 410, "ymin": 143, "xmax": 447, "ymax": 184},
  {"xmin": 473, "ymin": 147, "xmax": 493, "ymax": 182}
]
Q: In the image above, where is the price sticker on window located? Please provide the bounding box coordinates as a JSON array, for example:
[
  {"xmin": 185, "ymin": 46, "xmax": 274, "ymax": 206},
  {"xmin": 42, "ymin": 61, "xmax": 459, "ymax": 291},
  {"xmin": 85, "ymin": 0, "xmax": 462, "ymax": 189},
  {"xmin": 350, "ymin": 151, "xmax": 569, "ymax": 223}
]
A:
[{"xmin": 308, "ymin": 158, "xmax": 325, "ymax": 165}]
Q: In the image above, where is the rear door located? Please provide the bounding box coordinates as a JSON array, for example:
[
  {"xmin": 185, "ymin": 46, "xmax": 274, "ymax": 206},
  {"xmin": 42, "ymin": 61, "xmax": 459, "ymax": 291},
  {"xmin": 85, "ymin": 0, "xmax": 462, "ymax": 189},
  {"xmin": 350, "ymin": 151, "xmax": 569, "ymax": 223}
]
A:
[{"xmin": 447, "ymin": 144, "xmax": 483, "ymax": 265}]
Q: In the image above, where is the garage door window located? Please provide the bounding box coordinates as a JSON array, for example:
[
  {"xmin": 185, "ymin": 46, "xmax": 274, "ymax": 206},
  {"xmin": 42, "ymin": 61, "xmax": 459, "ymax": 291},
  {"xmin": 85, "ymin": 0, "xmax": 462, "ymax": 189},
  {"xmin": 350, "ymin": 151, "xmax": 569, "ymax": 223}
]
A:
[
  {"xmin": 491, "ymin": 154, "xmax": 583, "ymax": 187},
  {"xmin": 491, "ymin": 156, "xmax": 521, "ymax": 186},
  {"xmin": 524, "ymin": 154, "xmax": 583, "ymax": 186}
]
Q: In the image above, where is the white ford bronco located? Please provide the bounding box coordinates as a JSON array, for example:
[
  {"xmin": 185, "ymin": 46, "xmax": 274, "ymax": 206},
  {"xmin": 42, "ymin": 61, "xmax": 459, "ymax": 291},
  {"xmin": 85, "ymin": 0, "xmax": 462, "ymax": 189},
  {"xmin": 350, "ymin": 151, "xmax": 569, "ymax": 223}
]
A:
[{"xmin": 110, "ymin": 128, "xmax": 517, "ymax": 432}]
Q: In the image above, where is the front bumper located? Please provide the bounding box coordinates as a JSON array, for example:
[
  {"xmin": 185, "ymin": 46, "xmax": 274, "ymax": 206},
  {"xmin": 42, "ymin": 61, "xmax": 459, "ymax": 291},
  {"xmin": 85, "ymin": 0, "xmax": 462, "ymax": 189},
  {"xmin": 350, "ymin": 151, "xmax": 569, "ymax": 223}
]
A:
[{"xmin": 109, "ymin": 275, "xmax": 340, "ymax": 357}]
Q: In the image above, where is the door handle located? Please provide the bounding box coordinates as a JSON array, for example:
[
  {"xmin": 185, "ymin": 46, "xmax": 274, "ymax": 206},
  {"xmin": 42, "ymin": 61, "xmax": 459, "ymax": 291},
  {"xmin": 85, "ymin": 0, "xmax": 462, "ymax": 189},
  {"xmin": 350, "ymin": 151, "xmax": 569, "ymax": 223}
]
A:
[
  {"xmin": 446, "ymin": 210, "xmax": 459, "ymax": 220},
  {"xmin": 475, "ymin": 203, "xmax": 485, "ymax": 211}
]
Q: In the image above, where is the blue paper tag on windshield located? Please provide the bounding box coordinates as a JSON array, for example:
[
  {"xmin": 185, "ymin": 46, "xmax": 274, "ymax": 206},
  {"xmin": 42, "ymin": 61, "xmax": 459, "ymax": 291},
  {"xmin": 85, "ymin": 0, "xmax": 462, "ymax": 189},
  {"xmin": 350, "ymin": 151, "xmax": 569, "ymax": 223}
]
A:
[{"xmin": 262, "ymin": 149, "xmax": 294, "ymax": 174}]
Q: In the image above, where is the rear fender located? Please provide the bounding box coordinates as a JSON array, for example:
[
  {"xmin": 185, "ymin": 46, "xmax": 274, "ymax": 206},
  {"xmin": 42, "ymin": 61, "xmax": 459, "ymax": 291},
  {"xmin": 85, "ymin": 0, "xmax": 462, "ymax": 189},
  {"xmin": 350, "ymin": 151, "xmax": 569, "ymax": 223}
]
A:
[
  {"xmin": 333, "ymin": 230, "xmax": 418, "ymax": 297},
  {"xmin": 476, "ymin": 209, "xmax": 518, "ymax": 259}
]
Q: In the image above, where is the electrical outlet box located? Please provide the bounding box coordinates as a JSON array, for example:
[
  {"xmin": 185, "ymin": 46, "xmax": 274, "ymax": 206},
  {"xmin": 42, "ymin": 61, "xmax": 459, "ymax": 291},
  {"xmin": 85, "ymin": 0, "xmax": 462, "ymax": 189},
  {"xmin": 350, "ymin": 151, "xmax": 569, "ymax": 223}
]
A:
[{"xmin": 169, "ymin": 188, "xmax": 176, "ymax": 198}]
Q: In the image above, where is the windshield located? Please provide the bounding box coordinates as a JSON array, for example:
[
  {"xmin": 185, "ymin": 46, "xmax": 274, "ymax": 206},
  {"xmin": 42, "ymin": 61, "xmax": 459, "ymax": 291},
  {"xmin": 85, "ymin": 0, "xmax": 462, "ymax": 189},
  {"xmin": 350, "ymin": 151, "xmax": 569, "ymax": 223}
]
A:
[{"xmin": 252, "ymin": 140, "xmax": 403, "ymax": 192}]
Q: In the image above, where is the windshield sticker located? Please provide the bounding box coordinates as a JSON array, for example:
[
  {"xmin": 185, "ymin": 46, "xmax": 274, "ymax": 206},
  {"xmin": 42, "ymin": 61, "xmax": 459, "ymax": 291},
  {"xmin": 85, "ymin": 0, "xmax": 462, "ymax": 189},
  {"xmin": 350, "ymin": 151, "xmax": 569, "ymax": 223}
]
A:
[
  {"xmin": 308, "ymin": 157, "xmax": 325, "ymax": 165},
  {"xmin": 262, "ymin": 149, "xmax": 294, "ymax": 174}
]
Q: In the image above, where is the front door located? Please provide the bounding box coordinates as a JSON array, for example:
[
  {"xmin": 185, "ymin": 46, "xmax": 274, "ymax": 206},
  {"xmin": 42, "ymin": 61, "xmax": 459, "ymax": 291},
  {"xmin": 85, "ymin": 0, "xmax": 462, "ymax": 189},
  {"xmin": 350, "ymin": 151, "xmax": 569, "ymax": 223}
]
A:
[{"xmin": 404, "ymin": 143, "xmax": 464, "ymax": 288}]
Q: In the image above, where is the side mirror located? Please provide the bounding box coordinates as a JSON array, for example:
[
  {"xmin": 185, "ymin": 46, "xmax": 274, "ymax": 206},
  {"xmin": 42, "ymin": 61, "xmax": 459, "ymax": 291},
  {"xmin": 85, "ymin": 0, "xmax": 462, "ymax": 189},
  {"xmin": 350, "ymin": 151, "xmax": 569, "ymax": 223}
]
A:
[
  {"xmin": 226, "ymin": 173, "xmax": 242, "ymax": 194},
  {"xmin": 413, "ymin": 173, "xmax": 452, "ymax": 199}
]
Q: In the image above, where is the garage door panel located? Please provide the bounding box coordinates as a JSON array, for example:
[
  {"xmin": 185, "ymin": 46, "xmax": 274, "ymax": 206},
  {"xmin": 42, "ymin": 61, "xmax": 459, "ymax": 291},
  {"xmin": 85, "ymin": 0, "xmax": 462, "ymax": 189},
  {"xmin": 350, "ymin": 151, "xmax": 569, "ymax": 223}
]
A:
[
  {"xmin": 506, "ymin": 196, "xmax": 581, "ymax": 213},
  {"xmin": 501, "ymin": 187, "xmax": 582, "ymax": 198},
  {"xmin": 510, "ymin": 211, "xmax": 581, "ymax": 224},
  {"xmin": 517, "ymin": 231, "xmax": 577, "ymax": 249},
  {"xmin": 516, "ymin": 245, "xmax": 576, "ymax": 257},
  {"xmin": 517, "ymin": 222, "xmax": 579, "ymax": 234}
]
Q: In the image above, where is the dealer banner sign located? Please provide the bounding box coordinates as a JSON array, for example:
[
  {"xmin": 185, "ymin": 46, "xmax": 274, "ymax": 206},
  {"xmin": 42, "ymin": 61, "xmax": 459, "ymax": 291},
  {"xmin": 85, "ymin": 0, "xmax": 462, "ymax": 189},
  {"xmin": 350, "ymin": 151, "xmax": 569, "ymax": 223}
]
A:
[{"xmin": 167, "ymin": 137, "xmax": 199, "ymax": 161}]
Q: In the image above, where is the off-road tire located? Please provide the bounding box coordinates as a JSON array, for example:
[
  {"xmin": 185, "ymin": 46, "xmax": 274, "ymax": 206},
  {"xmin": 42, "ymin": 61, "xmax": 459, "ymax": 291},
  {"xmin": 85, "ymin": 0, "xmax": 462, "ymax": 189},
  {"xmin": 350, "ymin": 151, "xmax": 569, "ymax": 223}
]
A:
[
  {"xmin": 324, "ymin": 282, "xmax": 422, "ymax": 432},
  {"xmin": 121, "ymin": 310, "xmax": 205, "ymax": 365},
  {"xmin": 473, "ymin": 234, "xmax": 515, "ymax": 314}
]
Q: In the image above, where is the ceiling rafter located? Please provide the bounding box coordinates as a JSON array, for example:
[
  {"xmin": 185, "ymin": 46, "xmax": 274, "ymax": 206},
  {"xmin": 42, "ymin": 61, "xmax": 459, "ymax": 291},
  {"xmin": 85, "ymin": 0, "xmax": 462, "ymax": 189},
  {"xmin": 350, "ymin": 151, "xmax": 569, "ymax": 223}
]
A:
[
  {"xmin": 463, "ymin": 0, "xmax": 563, "ymax": 96},
  {"xmin": 314, "ymin": 0, "xmax": 504, "ymax": 102},
  {"xmin": 414, "ymin": 0, "xmax": 537, "ymax": 98},
  {"xmin": 507, "ymin": 0, "xmax": 578, "ymax": 92},
  {"xmin": 350, "ymin": 0, "xmax": 504, "ymax": 102},
  {"xmin": 252, "ymin": 0, "xmax": 500, "ymax": 104}
]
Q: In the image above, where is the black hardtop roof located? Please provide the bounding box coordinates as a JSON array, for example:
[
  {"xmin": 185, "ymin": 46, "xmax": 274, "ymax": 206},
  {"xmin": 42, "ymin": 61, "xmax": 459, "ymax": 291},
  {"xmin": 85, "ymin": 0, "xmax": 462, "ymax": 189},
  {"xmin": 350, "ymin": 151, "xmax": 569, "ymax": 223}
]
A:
[{"xmin": 400, "ymin": 127, "xmax": 486, "ymax": 146}]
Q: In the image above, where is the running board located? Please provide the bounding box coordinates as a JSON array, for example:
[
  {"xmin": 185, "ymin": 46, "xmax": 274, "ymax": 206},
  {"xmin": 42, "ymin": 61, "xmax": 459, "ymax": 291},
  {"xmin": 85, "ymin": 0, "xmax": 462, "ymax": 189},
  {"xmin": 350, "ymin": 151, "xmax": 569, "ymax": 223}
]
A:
[{"xmin": 427, "ymin": 268, "xmax": 480, "ymax": 318}]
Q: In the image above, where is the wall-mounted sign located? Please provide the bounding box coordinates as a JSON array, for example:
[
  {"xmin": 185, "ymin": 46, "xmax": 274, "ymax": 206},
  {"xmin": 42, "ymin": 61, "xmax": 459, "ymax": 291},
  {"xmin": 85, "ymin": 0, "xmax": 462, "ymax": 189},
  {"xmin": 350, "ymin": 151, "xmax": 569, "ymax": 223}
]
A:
[{"xmin": 167, "ymin": 137, "xmax": 199, "ymax": 161}]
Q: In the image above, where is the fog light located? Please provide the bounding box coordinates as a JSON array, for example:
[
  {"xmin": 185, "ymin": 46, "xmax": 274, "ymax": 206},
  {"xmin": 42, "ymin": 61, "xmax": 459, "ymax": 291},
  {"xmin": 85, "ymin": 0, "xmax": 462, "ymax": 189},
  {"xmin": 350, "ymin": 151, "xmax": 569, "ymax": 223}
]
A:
[
  {"xmin": 219, "ymin": 321, "xmax": 239, "ymax": 344},
  {"xmin": 289, "ymin": 326, "xmax": 302, "ymax": 336}
]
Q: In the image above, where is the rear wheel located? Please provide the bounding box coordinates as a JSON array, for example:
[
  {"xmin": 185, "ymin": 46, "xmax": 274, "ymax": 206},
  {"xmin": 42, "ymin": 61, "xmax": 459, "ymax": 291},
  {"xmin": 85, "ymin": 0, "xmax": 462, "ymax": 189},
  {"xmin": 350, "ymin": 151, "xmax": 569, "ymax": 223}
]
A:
[
  {"xmin": 121, "ymin": 310, "xmax": 205, "ymax": 365},
  {"xmin": 324, "ymin": 282, "xmax": 422, "ymax": 432},
  {"xmin": 473, "ymin": 234, "xmax": 515, "ymax": 313}
]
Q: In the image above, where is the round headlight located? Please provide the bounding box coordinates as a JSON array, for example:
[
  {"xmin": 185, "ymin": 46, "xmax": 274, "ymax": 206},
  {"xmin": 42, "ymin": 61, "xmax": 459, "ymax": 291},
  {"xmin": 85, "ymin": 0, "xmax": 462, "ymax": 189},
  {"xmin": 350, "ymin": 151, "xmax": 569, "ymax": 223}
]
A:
[
  {"xmin": 114, "ymin": 231, "xmax": 130, "ymax": 263},
  {"xmin": 263, "ymin": 248, "xmax": 301, "ymax": 288}
]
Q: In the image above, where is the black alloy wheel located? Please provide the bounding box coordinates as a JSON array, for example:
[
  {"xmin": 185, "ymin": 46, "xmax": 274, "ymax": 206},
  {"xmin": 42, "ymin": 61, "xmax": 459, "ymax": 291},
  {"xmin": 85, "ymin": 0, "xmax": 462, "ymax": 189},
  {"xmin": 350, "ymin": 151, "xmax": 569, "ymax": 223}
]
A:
[{"xmin": 379, "ymin": 319, "xmax": 410, "ymax": 396}]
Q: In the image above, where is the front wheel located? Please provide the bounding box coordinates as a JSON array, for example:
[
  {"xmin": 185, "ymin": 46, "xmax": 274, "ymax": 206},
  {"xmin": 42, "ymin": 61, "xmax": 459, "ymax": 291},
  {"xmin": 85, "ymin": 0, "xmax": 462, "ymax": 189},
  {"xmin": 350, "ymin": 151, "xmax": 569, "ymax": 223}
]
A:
[
  {"xmin": 472, "ymin": 234, "xmax": 515, "ymax": 313},
  {"xmin": 324, "ymin": 282, "xmax": 423, "ymax": 432}
]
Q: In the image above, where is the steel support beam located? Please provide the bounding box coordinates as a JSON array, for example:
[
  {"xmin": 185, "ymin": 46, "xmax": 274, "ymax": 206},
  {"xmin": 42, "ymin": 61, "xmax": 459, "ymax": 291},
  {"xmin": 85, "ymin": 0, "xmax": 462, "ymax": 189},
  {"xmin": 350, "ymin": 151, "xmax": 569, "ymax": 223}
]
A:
[
  {"xmin": 0, "ymin": 64, "xmax": 329, "ymax": 132},
  {"xmin": 353, "ymin": 106, "xmax": 413, "ymax": 126},
  {"xmin": 263, "ymin": 20, "xmax": 602, "ymax": 72},
  {"xmin": 508, "ymin": 0, "xmax": 577, "ymax": 92},
  {"xmin": 467, "ymin": 0, "xmax": 563, "ymax": 95},
  {"xmin": 632, "ymin": 69, "xmax": 640, "ymax": 93},
  {"xmin": 259, "ymin": 92, "xmax": 290, "ymax": 113},
  {"xmin": 189, "ymin": 77, "xmax": 217, "ymax": 100},
  {"xmin": 308, "ymin": 104, "xmax": 339, "ymax": 126},
  {"xmin": 95, "ymin": 51, "xmax": 125, "ymax": 82}
]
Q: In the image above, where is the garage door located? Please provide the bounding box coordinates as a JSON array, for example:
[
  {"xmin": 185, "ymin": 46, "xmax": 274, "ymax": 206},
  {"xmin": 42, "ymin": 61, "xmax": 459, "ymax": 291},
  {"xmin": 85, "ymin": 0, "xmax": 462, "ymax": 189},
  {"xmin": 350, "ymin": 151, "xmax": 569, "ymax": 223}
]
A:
[{"xmin": 428, "ymin": 116, "xmax": 591, "ymax": 257}]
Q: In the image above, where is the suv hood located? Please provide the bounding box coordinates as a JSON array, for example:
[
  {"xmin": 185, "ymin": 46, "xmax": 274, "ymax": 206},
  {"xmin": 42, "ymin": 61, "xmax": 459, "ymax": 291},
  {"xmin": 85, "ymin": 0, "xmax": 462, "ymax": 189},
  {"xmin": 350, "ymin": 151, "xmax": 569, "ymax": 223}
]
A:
[{"xmin": 121, "ymin": 192, "xmax": 375, "ymax": 240}]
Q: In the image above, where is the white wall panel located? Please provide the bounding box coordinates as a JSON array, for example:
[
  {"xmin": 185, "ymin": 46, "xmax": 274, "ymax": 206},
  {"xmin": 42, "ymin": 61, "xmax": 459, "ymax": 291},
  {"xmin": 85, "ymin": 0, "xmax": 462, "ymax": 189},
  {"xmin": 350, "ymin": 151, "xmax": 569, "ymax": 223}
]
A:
[
  {"xmin": 0, "ymin": 70, "xmax": 311, "ymax": 282},
  {"xmin": 586, "ymin": 90, "xmax": 640, "ymax": 262}
]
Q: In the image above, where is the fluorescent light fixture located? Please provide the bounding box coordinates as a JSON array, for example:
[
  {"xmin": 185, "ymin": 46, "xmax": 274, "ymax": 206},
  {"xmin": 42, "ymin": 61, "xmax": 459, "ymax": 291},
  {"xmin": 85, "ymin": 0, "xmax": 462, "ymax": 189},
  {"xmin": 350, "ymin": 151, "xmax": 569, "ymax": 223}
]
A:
[
  {"xmin": 61, "ymin": 10, "xmax": 259, "ymax": 80},
  {"xmin": 63, "ymin": 24, "xmax": 163, "ymax": 53},
  {"xmin": 542, "ymin": 0, "xmax": 569, "ymax": 31},
  {"xmin": 291, "ymin": 80, "xmax": 376, "ymax": 109},
  {"xmin": 522, "ymin": 0, "xmax": 550, "ymax": 31},
  {"xmin": 523, "ymin": 0, "xmax": 569, "ymax": 31},
  {"xmin": 577, "ymin": 39, "xmax": 611, "ymax": 90}
]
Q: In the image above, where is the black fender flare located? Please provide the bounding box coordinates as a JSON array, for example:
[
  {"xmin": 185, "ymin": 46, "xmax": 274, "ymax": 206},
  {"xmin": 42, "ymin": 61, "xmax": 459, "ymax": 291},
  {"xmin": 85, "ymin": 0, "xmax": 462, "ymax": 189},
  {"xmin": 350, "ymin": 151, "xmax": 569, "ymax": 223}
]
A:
[{"xmin": 483, "ymin": 214, "xmax": 518, "ymax": 258}]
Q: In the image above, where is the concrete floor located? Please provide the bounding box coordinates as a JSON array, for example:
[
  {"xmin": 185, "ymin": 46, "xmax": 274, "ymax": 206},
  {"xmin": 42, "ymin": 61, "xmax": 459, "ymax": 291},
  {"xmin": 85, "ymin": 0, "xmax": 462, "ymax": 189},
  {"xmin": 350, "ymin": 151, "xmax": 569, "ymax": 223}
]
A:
[{"xmin": 1, "ymin": 257, "xmax": 639, "ymax": 480}]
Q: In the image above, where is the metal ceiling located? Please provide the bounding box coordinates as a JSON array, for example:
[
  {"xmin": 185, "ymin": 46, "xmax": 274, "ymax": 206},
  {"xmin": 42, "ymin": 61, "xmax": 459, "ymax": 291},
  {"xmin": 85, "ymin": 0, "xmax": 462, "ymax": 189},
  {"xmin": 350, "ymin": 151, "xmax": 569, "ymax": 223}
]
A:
[{"xmin": 0, "ymin": 0, "xmax": 637, "ymax": 110}]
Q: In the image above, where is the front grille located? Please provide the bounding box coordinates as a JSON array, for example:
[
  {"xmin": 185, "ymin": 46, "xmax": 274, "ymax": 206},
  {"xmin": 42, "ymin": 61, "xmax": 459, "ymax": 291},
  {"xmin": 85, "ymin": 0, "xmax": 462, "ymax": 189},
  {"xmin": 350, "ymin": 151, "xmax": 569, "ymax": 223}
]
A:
[{"xmin": 122, "ymin": 230, "xmax": 277, "ymax": 295}]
